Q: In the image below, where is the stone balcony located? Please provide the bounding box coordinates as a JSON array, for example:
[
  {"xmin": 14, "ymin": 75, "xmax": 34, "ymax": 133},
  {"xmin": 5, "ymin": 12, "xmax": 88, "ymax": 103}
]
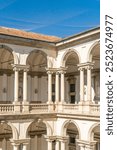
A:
[{"xmin": 0, "ymin": 101, "xmax": 100, "ymax": 116}]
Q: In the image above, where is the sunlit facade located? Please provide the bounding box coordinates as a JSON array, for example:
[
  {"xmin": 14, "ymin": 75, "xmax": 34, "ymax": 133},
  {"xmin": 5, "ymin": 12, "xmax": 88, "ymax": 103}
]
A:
[{"xmin": 0, "ymin": 27, "xmax": 100, "ymax": 150}]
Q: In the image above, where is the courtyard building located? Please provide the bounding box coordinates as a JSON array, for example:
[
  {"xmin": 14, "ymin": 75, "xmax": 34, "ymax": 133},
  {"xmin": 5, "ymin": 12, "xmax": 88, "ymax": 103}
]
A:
[{"xmin": 0, "ymin": 27, "xmax": 100, "ymax": 150}]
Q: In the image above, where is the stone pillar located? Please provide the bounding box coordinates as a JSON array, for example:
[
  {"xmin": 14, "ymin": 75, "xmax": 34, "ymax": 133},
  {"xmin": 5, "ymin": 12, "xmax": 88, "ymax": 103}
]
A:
[
  {"xmin": 47, "ymin": 71, "xmax": 53, "ymax": 104},
  {"xmin": 76, "ymin": 140, "xmax": 96, "ymax": 150},
  {"xmin": 86, "ymin": 64, "xmax": 93, "ymax": 103},
  {"xmin": 85, "ymin": 142, "xmax": 96, "ymax": 150},
  {"xmin": 79, "ymin": 67, "xmax": 85, "ymax": 103},
  {"xmin": 23, "ymin": 68, "xmax": 28, "ymax": 102},
  {"xmin": 34, "ymin": 135, "xmax": 38, "ymax": 150},
  {"xmin": 12, "ymin": 65, "xmax": 21, "ymax": 113},
  {"xmin": 13, "ymin": 66, "xmax": 19, "ymax": 102},
  {"xmin": 22, "ymin": 67, "xmax": 29, "ymax": 112},
  {"xmin": 11, "ymin": 142, "xmax": 19, "ymax": 150},
  {"xmin": 2, "ymin": 138, "xmax": 6, "ymax": 150},
  {"xmin": 13, "ymin": 145, "xmax": 19, "ymax": 150},
  {"xmin": 47, "ymin": 139, "xmax": 53, "ymax": 150},
  {"xmin": 22, "ymin": 143, "xmax": 29, "ymax": 150},
  {"xmin": 60, "ymin": 137, "xmax": 68, "ymax": 150},
  {"xmin": 55, "ymin": 71, "xmax": 59, "ymax": 103},
  {"xmin": 60, "ymin": 71, "xmax": 66, "ymax": 103},
  {"xmin": 55, "ymin": 140, "xmax": 60, "ymax": 150},
  {"xmin": 2, "ymin": 74, "xmax": 7, "ymax": 101}
]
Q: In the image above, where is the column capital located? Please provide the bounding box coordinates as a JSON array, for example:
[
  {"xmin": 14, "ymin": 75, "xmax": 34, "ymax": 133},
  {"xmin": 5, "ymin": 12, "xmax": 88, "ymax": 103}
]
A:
[
  {"xmin": 76, "ymin": 139, "xmax": 97, "ymax": 148},
  {"xmin": 12, "ymin": 64, "xmax": 20, "ymax": 71},
  {"xmin": 78, "ymin": 62, "xmax": 94, "ymax": 70},
  {"xmin": 59, "ymin": 67, "xmax": 67, "ymax": 74},
  {"xmin": 12, "ymin": 64, "xmax": 30, "ymax": 71},
  {"xmin": 44, "ymin": 135, "xmax": 56, "ymax": 142},
  {"xmin": 10, "ymin": 138, "xmax": 30, "ymax": 145},
  {"xmin": 58, "ymin": 136, "xmax": 69, "ymax": 142}
]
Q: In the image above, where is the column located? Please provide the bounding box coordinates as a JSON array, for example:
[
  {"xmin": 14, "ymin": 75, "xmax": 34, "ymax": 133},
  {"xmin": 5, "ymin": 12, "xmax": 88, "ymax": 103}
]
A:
[
  {"xmin": 60, "ymin": 71, "xmax": 65, "ymax": 103},
  {"xmin": 79, "ymin": 67, "xmax": 84, "ymax": 102},
  {"xmin": 60, "ymin": 140, "xmax": 66, "ymax": 150},
  {"xmin": 23, "ymin": 68, "xmax": 29, "ymax": 102},
  {"xmin": 34, "ymin": 135, "xmax": 38, "ymax": 150},
  {"xmin": 13, "ymin": 67, "xmax": 19, "ymax": 102},
  {"xmin": 47, "ymin": 139, "xmax": 52, "ymax": 150},
  {"xmin": 22, "ymin": 143, "xmax": 29, "ymax": 150},
  {"xmin": 2, "ymin": 74, "xmax": 7, "ymax": 101},
  {"xmin": 11, "ymin": 143, "xmax": 19, "ymax": 150},
  {"xmin": 86, "ymin": 64, "xmax": 93, "ymax": 102},
  {"xmin": 55, "ymin": 140, "xmax": 60, "ymax": 150},
  {"xmin": 14, "ymin": 68, "xmax": 19, "ymax": 102},
  {"xmin": 47, "ymin": 71, "xmax": 53, "ymax": 103},
  {"xmin": 34, "ymin": 76, "xmax": 38, "ymax": 101},
  {"xmin": 85, "ymin": 142, "xmax": 96, "ymax": 150},
  {"xmin": 2, "ymin": 138, "xmax": 6, "ymax": 150},
  {"xmin": 77, "ymin": 144, "xmax": 85, "ymax": 150},
  {"xmin": 55, "ymin": 71, "xmax": 59, "ymax": 103}
]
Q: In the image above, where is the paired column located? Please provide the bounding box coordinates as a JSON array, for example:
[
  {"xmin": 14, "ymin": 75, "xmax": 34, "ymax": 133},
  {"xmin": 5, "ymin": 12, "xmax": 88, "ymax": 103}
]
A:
[
  {"xmin": 47, "ymin": 68, "xmax": 66, "ymax": 104},
  {"xmin": 76, "ymin": 140, "xmax": 96, "ymax": 150},
  {"xmin": 78, "ymin": 63, "xmax": 93, "ymax": 103},
  {"xmin": 60, "ymin": 138, "xmax": 68, "ymax": 150}
]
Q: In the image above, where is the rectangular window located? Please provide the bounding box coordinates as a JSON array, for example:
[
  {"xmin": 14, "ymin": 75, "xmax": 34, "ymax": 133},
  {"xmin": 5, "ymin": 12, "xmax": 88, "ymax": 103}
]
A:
[
  {"xmin": 71, "ymin": 95, "xmax": 75, "ymax": 104},
  {"xmin": 69, "ymin": 137, "xmax": 75, "ymax": 144},
  {"xmin": 70, "ymin": 84, "xmax": 75, "ymax": 92},
  {"xmin": 52, "ymin": 84, "xmax": 55, "ymax": 92}
]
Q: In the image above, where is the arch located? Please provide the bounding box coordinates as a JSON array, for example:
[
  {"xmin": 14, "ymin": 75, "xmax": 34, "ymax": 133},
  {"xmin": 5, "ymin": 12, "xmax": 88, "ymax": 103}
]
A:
[
  {"xmin": 0, "ymin": 44, "xmax": 19, "ymax": 64},
  {"xmin": 61, "ymin": 119, "xmax": 81, "ymax": 139},
  {"xmin": 26, "ymin": 119, "xmax": 52, "ymax": 138},
  {"xmin": 26, "ymin": 49, "xmax": 48, "ymax": 71},
  {"xmin": 87, "ymin": 40, "xmax": 100, "ymax": 62},
  {"xmin": 61, "ymin": 48, "xmax": 81, "ymax": 67},
  {"xmin": 87, "ymin": 122, "xmax": 100, "ymax": 141},
  {"xmin": 7, "ymin": 122, "xmax": 19, "ymax": 139}
]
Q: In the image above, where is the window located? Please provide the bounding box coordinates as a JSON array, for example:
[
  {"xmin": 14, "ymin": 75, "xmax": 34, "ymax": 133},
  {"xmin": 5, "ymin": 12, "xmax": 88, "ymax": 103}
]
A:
[
  {"xmin": 70, "ymin": 84, "xmax": 75, "ymax": 92},
  {"xmin": 70, "ymin": 95, "xmax": 75, "ymax": 104},
  {"xmin": 69, "ymin": 137, "xmax": 75, "ymax": 144},
  {"xmin": 52, "ymin": 84, "xmax": 55, "ymax": 92}
]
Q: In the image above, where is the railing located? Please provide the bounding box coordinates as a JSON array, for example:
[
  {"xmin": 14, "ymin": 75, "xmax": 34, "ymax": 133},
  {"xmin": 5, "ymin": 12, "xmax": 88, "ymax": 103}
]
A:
[
  {"xmin": 90, "ymin": 104, "xmax": 100, "ymax": 114},
  {"xmin": 63, "ymin": 104, "xmax": 79, "ymax": 113},
  {"xmin": 0, "ymin": 104, "xmax": 14, "ymax": 113},
  {"xmin": 0, "ymin": 102, "xmax": 100, "ymax": 115},
  {"xmin": 29, "ymin": 103, "xmax": 48, "ymax": 113}
]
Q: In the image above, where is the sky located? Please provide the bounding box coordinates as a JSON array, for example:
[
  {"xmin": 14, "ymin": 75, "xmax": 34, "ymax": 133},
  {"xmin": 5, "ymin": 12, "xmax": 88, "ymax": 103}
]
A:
[{"xmin": 0, "ymin": 0, "xmax": 100, "ymax": 38}]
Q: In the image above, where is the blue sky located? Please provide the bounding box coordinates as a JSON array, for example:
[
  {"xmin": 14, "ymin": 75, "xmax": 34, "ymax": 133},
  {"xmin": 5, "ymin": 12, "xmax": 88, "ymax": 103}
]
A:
[{"xmin": 0, "ymin": 0, "xmax": 100, "ymax": 38}]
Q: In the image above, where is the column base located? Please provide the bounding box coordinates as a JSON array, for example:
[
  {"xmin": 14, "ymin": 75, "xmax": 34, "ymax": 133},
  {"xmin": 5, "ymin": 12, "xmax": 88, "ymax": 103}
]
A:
[
  {"xmin": 13, "ymin": 101, "xmax": 21, "ymax": 113},
  {"xmin": 47, "ymin": 102, "xmax": 54, "ymax": 112},
  {"xmin": 22, "ymin": 101, "xmax": 29, "ymax": 113}
]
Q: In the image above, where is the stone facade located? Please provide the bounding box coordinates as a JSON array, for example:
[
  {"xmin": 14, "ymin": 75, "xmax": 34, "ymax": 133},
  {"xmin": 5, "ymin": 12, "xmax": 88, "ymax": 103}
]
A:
[{"xmin": 0, "ymin": 27, "xmax": 100, "ymax": 150}]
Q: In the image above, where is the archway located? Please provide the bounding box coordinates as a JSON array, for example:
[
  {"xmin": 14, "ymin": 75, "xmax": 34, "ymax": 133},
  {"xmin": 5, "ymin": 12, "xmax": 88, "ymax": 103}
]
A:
[
  {"xmin": 89, "ymin": 124, "xmax": 100, "ymax": 150},
  {"xmin": 62, "ymin": 50, "xmax": 80, "ymax": 104},
  {"xmin": 26, "ymin": 50, "xmax": 47, "ymax": 103},
  {"xmin": 89, "ymin": 42, "xmax": 100, "ymax": 103},
  {"xmin": 62, "ymin": 120, "xmax": 80, "ymax": 150},
  {"xmin": 0, "ymin": 45, "xmax": 14, "ymax": 103},
  {"xmin": 27, "ymin": 121, "xmax": 48, "ymax": 150},
  {"xmin": 0, "ymin": 122, "xmax": 13, "ymax": 150}
]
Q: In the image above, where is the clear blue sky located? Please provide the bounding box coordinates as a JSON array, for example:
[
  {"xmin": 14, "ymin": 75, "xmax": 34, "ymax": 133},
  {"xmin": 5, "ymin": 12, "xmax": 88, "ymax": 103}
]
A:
[{"xmin": 0, "ymin": 0, "xmax": 100, "ymax": 38}]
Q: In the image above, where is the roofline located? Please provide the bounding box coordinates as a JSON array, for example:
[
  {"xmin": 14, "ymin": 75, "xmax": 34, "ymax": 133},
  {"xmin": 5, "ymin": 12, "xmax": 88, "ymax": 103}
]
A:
[{"xmin": 56, "ymin": 27, "xmax": 100, "ymax": 46}]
